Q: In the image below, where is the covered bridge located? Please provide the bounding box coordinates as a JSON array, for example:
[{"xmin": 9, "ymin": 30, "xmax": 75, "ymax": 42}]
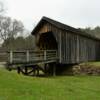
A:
[
  {"xmin": 32, "ymin": 16, "xmax": 100, "ymax": 64},
  {"xmin": 6, "ymin": 16, "xmax": 100, "ymax": 76}
]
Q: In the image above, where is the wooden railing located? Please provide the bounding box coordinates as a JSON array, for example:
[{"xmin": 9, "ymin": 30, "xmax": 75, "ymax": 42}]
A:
[
  {"xmin": 0, "ymin": 52, "xmax": 8, "ymax": 62},
  {"xmin": 7, "ymin": 50, "xmax": 58, "ymax": 64}
]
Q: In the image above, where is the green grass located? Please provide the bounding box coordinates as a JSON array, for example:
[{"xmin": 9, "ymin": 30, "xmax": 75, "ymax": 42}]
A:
[
  {"xmin": 87, "ymin": 61, "xmax": 100, "ymax": 66},
  {"xmin": 80, "ymin": 61, "xmax": 100, "ymax": 68},
  {"xmin": 0, "ymin": 68, "xmax": 100, "ymax": 100}
]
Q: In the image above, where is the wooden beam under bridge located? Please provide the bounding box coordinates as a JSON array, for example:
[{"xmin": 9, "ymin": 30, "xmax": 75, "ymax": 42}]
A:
[{"xmin": 6, "ymin": 50, "xmax": 58, "ymax": 76}]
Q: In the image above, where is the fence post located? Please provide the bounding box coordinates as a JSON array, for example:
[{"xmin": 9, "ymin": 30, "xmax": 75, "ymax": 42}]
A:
[
  {"xmin": 55, "ymin": 51, "xmax": 57, "ymax": 59},
  {"xmin": 26, "ymin": 50, "xmax": 29, "ymax": 62},
  {"xmin": 10, "ymin": 51, "xmax": 13, "ymax": 63},
  {"xmin": 44, "ymin": 50, "xmax": 47, "ymax": 61}
]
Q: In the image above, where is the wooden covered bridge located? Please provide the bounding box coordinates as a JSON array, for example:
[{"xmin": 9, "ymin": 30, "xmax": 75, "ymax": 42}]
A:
[{"xmin": 4, "ymin": 16, "xmax": 100, "ymax": 76}]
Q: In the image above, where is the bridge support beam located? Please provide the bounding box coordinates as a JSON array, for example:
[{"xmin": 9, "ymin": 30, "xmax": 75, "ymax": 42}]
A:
[
  {"xmin": 44, "ymin": 64, "xmax": 47, "ymax": 75},
  {"xmin": 17, "ymin": 67, "xmax": 21, "ymax": 74},
  {"xmin": 24, "ymin": 66, "xmax": 28, "ymax": 75},
  {"xmin": 33, "ymin": 67, "xmax": 36, "ymax": 76},
  {"xmin": 53, "ymin": 63, "xmax": 56, "ymax": 76},
  {"xmin": 37, "ymin": 68, "xmax": 39, "ymax": 76}
]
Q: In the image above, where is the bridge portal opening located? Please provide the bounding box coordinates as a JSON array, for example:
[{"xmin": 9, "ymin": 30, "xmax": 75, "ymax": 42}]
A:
[{"xmin": 38, "ymin": 32, "xmax": 58, "ymax": 50}]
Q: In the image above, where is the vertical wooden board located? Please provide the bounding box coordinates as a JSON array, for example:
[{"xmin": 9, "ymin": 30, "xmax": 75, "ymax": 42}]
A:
[
  {"xmin": 64, "ymin": 32, "xmax": 66, "ymax": 62},
  {"xmin": 66, "ymin": 32, "xmax": 69, "ymax": 63},
  {"xmin": 84, "ymin": 38, "xmax": 87, "ymax": 61},
  {"xmin": 70, "ymin": 33, "xmax": 72, "ymax": 63},
  {"xmin": 62, "ymin": 31, "xmax": 64, "ymax": 62},
  {"xmin": 38, "ymin": 23, "xmax": 48, "ymax": 34},
  {"xmin": 68, "ymin": 33, "xmax": 71, "ymax": 63},
  {"xmin": 79, "ymin": 36, "xmax": 81, "ymax": 62},
  {"xmin": 76, "ymin": 35, "xmax": 79, "ymax": 63},
  {"xmin": 74, "ymin": 35, "xmax": 77, "ymax": 63},
  {"xmin": 75, "ymin": 35, "xmax": 77, "ymax": 63},
  {"xmin": 59, "ymin": 31, "xmax": 62, "ymax": 63},
  {"xmin": 74, "ymin": 34, "xmax": 77, "ymax": 63},
  {"xmin": 71, "ymin": 34, "xmax": 75, "ymax": 63},
  {"xmin": 66, "ymin": 32, "xmax": 68, "ymax": 63},
  {"xmin": 62, "ymin": 31, "xmax": 66, "ymax": 62},
  {"xmin": 71, "ymin": 33, "xmax": 73, "ymax": 63},
  {"xmin": 63, "ymin": 32, "xmax": 65, "ymax": 62}
]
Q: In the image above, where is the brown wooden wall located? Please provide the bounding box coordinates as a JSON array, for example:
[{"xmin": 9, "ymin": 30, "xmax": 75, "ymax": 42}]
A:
[{"xmin": 34, "ymin": 21, "xmax": 100, "ymax": 64}]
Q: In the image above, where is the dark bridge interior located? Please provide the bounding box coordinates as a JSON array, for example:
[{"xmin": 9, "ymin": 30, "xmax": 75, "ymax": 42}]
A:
[{"xmin": 38, "ymin": 32, "xmax": 58, "ymax": 50}]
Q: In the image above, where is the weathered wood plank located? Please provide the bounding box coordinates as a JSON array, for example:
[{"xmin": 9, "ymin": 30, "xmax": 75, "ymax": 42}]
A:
[{"xmin": 33, "ymin": 20, "xmax": 100, "ymax": 64}]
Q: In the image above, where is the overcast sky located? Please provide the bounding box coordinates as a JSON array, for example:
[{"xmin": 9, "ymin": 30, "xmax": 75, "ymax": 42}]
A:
[{"xmin": 2, "ymin": 0, "xmax": 100, "ymax": 31}]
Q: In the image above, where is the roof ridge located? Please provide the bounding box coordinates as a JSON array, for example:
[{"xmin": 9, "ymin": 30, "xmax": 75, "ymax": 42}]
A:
[{"xmin": 32, "ymin": 16, "xmax": 100, "ymax": 41}]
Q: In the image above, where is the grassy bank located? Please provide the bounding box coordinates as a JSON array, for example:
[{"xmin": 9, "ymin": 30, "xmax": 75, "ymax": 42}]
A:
[{"xmin": 0, "ymin": 68, "xmax": 100, "ymax": 100}]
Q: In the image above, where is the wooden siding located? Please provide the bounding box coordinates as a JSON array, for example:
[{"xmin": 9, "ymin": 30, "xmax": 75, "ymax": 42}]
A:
[{"xmin": 34, "ymin": 21, "xmax": 100, "ymax": 64}]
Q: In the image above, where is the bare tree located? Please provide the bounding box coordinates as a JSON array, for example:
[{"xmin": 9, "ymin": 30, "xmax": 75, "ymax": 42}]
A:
[
  {"xmin": 0, "ymin": 1, "xmax": 6, "ymax": 43},
  {"xmin": 0, "ymin": 1, "xmax": 5, "ymax": 15},
  {"xmin": 0, "ymin": 16, "xmax": 24, "ymax": 42}
]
